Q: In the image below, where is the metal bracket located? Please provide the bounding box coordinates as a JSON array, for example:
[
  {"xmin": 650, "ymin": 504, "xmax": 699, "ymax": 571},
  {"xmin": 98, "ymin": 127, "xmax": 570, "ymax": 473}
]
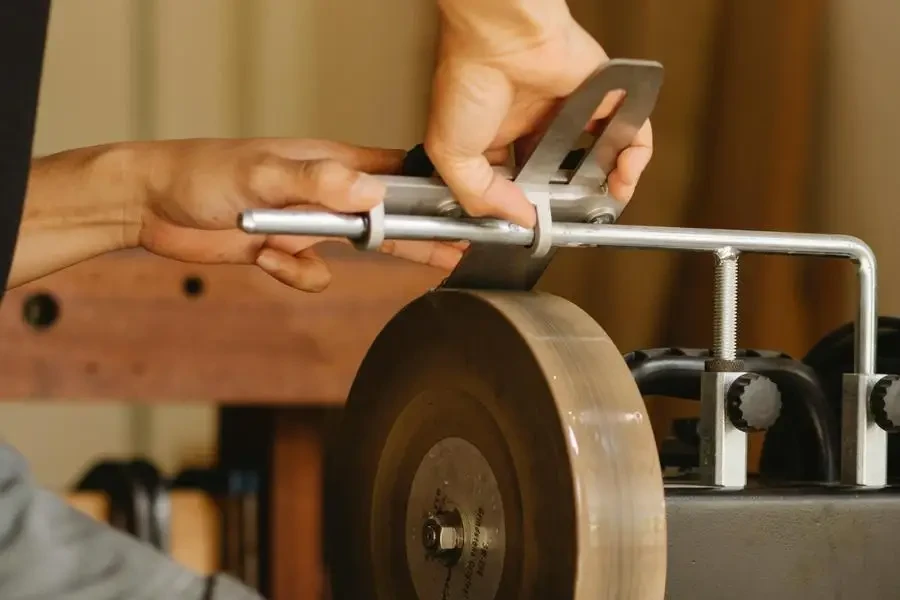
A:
[
  {"xmin": 698, "ymin": 371, "xmax": 748, "ymax": 488},
  {"xmin": 842, "ymin": 373, "xmax": 889, "ymax": 486}
]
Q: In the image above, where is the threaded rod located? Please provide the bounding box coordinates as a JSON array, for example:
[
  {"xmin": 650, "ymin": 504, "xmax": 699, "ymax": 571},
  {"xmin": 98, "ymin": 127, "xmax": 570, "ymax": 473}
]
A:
[{"xmin": 713, "ymin": 248, "xmax": 739, "ymax": 360}]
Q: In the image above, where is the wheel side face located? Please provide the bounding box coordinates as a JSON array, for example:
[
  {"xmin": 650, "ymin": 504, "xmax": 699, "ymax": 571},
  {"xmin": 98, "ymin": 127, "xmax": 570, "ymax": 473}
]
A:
[{"xmin": 326, "ymin": 290, "xmax": 666, "ymax": 600}]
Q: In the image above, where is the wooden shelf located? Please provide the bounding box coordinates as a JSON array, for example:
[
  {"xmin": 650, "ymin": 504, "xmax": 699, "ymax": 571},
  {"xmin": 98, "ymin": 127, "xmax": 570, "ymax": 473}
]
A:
[{"xmin": 0, "ymin": 246, "xmax": 443, "ymax": 404}]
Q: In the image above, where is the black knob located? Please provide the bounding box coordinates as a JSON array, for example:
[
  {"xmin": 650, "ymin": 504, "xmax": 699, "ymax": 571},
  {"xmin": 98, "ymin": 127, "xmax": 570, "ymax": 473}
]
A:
[
  {"xmin": 726, "ymin": 373, "xmax": 782, "ymax": 432},
  {"xmin": 871, "ymin": 375, "xmax": 900, "ymax": 432}
]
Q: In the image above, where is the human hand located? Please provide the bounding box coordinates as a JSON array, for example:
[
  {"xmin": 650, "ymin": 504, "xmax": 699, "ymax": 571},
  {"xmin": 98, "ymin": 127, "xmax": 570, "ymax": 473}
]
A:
[
  {"xmin": 426, "ymin": 0, "xmax": 653, "ymax": 227},
  {"xmin": 138, "ymin": 139, "xmax": 465, "ymax": 291}
]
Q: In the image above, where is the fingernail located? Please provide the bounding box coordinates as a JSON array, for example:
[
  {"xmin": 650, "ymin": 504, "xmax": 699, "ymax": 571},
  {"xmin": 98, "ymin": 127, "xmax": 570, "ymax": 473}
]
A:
[
  {"xmin": 256, "ymin": 250, "xmax": 279, "ymax": 271},
  {"xmin": 351, "ymin": 173, "xmax": 386, "ymax": 207}
]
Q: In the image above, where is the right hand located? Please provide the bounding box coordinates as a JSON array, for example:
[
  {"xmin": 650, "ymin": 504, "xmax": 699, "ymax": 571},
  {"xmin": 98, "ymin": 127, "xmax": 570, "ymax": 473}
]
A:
[{"xmin": 426, "ymin": 0, "xmax": 654, "ymax": 227}]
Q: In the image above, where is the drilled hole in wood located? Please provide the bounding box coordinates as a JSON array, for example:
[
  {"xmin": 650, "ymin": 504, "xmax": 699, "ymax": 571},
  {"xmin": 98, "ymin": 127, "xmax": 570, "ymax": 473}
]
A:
[
  {"xmin": 182, "ymin": 275, "xmax": 205, "ymax": 298},
  {"xmin": 22, "ymin": 292, "xmax": 60, "ymax": 330}
]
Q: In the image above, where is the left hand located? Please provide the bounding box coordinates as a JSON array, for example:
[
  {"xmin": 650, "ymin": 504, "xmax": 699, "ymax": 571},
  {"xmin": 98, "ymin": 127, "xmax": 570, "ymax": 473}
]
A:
[{"xmin": 137, "ymin": 138, "xmax": 466, "ymax": 292}]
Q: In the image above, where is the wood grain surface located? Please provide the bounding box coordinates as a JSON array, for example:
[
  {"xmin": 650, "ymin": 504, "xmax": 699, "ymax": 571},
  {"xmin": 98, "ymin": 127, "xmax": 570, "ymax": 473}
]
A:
[{"xmin": 0, "ymin": 246, "xmax": 442, "ymax": 404}]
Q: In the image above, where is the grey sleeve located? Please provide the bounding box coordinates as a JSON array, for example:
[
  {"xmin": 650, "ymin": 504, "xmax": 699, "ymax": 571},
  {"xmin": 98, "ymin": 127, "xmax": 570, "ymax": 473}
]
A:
[{"xmin": 0, "ymin": 444, "xmax": 264, "ymax": 600}]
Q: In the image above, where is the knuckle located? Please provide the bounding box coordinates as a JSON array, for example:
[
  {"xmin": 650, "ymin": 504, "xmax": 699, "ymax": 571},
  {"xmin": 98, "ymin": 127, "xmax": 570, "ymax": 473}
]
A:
[
  {"xmin": 307, "ymin": 159, "xmax": 355, "ymax": 194},
  {"xmin": 246, "ymin": 153, "xmax": 282, "ymax": 198},
  {"xmin": 423, "ymin": 135, "xmax": 452, "ymax": 170}
]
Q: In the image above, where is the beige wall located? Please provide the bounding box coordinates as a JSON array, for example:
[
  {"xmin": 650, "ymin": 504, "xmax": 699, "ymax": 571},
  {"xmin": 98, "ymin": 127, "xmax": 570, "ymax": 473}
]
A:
[{"xmin": 2, "ymin": 0, "xmax": 898, "ymax": 490}]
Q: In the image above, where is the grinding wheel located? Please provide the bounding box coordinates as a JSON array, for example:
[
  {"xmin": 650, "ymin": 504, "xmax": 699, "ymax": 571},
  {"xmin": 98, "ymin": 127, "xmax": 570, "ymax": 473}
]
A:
[{"xmin": 325, "ymin": 289, "xmax": 666, "ymax": 599}]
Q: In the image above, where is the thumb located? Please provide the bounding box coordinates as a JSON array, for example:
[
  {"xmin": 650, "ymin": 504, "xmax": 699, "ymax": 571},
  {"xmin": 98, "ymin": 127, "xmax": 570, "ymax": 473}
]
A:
[{"xmin": 425, "ymin": 62, "xmax": 536, "ymax": 228}]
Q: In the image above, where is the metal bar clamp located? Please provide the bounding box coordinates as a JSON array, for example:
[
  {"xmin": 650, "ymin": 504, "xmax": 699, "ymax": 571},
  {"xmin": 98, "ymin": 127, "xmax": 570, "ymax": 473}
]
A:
[{"xmin": 441, "ymin": 58, "xmax": 664, "ymax": 291}]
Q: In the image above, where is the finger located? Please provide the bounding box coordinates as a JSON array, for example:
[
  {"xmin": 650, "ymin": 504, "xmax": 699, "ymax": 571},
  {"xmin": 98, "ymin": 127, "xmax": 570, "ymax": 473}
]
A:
[
  {"xmin": 141, "ymin": 211, "xmax": 329, "ymax": 265},
  {"xmin": 265, "ymin": 232, "xmax": 330, "ymax": 256},
  {"xmin": 248, "ymin": 156, "xmax": 388, "ymax": 213},
  {"xmin": 260, "ymin": 139, "xmax": 406, "ymax": 174},
  {"xmin": 141, "ymin": 214, "xmax": 265, "ymax": 264},
  {"xmin": 425, "ymin": 62, "xmax": 536, "ymax": 228},
  {"xmin": 255, "ymin": 247, "xmax": 333, "ymax": 292},
  {"xmin": 590, "ymin": 89, "xmax": 627, "ymax": 122},
  {"xmin": 484, "ymin": 147, "xmax": 511, "ymax": 166},
  {"xmin": 379, "ymin": 240, "xmax": 464, "ymax": 271},
  {"xmin": 446, "ymin": 240, "xmax": 470, "ymax": 251},
  {"xmin": 606, "ymin": 120, "xmax": 653, "ymax": 203}
]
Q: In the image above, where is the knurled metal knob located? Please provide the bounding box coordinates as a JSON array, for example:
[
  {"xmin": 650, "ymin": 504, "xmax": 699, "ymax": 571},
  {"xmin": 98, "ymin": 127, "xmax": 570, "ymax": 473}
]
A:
[
  {"xmin": 870, "ymin": 375, "xmax": 900, "ymax": 432},
  {"xmin": 726, "ymin": 373, "xmax": 782, "ymax": 432}
]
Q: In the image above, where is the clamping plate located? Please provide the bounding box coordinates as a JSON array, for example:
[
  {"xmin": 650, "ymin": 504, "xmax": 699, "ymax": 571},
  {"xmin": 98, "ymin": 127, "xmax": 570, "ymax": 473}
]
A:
[{"xmin": 324, "ymin": 290, "xmax": 667, "ymax": 599}]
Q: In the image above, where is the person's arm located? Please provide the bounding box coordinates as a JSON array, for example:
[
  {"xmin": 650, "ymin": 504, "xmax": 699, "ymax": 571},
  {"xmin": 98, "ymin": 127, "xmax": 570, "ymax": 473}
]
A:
[
  {"xmin": 9, "ymin": 143, "xmax": 143, "ymax": 288},
  {"xmin": 9, "ymin": 139, "xmax": 464, "ymax": 290},
  {"xmin": 427, "ymin": 0, "xmax": 653, "ymax": 226}
]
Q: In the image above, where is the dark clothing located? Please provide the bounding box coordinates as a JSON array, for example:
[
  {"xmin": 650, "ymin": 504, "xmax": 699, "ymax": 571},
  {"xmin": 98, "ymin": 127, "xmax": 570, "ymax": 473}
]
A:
[{"xmin": 0, "ymin": 4, "xmax": 263, "ymax": 598}]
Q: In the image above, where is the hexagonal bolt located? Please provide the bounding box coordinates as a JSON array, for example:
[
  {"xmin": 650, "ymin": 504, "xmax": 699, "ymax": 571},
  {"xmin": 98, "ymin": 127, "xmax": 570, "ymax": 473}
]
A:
[{"xmin": 421, "ymin": 509, "xmax": 465, "ymax": 564}]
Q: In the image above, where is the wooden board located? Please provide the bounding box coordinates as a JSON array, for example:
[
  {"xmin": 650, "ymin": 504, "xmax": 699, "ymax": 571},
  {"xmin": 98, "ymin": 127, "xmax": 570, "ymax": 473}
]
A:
[{"xmin": 0, "ymin": 246, "xmax": 442, "ymax": 404}]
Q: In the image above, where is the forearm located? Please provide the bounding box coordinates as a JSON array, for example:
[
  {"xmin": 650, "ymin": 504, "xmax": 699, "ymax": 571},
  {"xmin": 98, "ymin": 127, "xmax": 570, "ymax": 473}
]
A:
[{"xmin": 8, "ymin": 143, "xmax": 145, "ymax": 288}]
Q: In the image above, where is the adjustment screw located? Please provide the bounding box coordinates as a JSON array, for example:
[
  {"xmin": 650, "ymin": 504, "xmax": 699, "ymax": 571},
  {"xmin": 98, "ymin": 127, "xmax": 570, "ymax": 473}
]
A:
[
  {"xmin": 870, "ymin": 375, "xmax": 900, "ymax": 432},
  {"xmin": 726, "ymin": 373, "xmax": 782, "ymax": 432},
  {"xmin": 712, "ymin": 248, "xmax": 739, "ymax": 362}
]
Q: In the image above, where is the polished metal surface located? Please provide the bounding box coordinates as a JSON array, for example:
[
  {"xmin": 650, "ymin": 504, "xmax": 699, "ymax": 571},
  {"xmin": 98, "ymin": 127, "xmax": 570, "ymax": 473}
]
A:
[
  {"xmin": 374, "ymin": 172, "xmax": 624, "ymax": 223},
  {"xmin": 406, "ymin": 437, "xmax": 505, "ymax": 599},
  {"xmin": 324, "ymin": 290, "xmax": 667, "ymax": 599},
  {"xmin": 699, "ymin": 371, "xmax": 747, "ymax": 488},
  {"xmin": 842, "ymin": 373, "xmax": 889, "ymax": 487}
]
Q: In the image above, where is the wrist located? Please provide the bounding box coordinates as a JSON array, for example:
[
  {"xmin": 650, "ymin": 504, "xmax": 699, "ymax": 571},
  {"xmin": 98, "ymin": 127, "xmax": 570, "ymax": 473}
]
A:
[
  {"xmin": 8, "ymin": 143, "xmax": 148, "ymax": 287},
  {"xmin": 80, "ymin": 142, "xmax": 147, "ymax": 250}
]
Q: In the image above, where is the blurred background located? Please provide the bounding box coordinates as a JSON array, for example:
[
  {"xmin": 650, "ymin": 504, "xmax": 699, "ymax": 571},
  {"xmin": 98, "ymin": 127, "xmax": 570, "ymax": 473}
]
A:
[{"xmin": 0, "ymin": 0, "xmax": 898, "ymax": 597}]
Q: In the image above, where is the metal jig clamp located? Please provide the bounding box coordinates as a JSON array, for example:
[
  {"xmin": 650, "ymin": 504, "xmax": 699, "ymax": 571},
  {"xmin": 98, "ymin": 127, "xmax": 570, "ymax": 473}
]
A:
[{"xmin": 239, "ymin": 58, "xmax": 665, "ymax": 291}]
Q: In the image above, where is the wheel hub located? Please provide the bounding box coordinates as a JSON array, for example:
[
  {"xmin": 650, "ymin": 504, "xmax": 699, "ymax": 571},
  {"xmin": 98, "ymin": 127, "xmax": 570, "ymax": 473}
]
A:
[{"xmin": 406, "ymin": 437, "xmax": 505, "ymax": 599}]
